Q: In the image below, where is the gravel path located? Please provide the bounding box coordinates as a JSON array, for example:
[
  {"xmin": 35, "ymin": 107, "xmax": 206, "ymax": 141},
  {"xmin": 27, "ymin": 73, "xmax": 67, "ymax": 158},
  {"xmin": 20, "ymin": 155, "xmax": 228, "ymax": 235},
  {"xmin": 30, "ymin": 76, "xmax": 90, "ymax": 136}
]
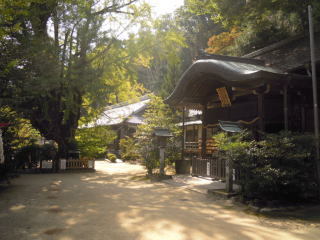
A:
[{"xmin": 0, "ymin": 161, "xmax": 319, "ymax": 240}]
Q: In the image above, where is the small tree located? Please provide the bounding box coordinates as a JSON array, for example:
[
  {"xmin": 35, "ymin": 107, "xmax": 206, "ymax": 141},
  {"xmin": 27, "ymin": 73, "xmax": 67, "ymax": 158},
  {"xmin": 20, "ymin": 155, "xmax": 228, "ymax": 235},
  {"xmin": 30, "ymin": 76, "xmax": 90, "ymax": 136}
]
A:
[
  {"xmin": 135, "ymin": 94, "xmax": 181, "ymax": 175},
  {"xmin": 119, "ymin": 137, "xmax": 141, "ymax": 161},
  {"xmin": 76, "ymin": 126, "xmax": 116, "ymax": 159},
  {"xmin": 0, "ymin": 107, "xmax": 41, "ymax": 166}
]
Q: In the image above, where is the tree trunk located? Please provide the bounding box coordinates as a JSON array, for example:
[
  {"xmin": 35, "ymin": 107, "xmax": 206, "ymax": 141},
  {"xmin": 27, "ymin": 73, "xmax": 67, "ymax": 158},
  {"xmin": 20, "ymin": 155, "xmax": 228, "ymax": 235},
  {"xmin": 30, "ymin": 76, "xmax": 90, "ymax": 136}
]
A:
[{"xmin": 54, "ymin": 136, "xmax": 77, "ymax": 171}]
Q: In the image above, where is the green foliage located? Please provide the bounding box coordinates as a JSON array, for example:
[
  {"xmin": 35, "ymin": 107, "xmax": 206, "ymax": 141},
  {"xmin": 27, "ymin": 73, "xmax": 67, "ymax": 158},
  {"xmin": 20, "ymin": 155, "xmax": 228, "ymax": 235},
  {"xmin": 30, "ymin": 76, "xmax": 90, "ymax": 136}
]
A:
[
  {"xmin": 142, "ymin": 143, "xmax": 159, "ymax": 175},
  {"xmin": 187, "ymin": 0, "xmax": 320, "ymax": 29},
  {"xmin": 132, "ymin": 5, "xmax": 222, "ymax": 97},
  {"xmin": 135, "ymin": 94, "xmax": 181, "ymax": 175},
  {"xmin": 0, "ymin": 107, "xmax": 41, "ymax": 161},
  {"xmin": 186, "ymin": 0, "xmax": 320, "ymax": 55},
  {"xmin": 128, "ymin": 13, "xmax": 189, "ymax": 97},
  {"xmin": 136, "ymin": 95, "xmax": 181, "ymax": 137},
  {"xmin": 81, "ymin": 38, "xmax": 148, "ymax": 125},
  {"xmin": 165, "ymin": 138, "xmax": 182, "ymax": 166},
  {"xmin": 76, "ymin": 126, "xmax": 116, "ymax": 159},
  {"xmin": 0, "ymin": 0, "xmax": 145, "ymax": 159},
  {"xmin": 214, "ymin": 131, "xmax": 318, "ymax": 202},
  {"xmin": 119, "ymin": 137, "xmax": 140, "ymax": 161},
  {"xmin": 137, "ymin": 7, "xmax": 221, "ymax": 97},
  {"xmin": 14, "ymin": 143, "xmax": 57, "ymax": 169},
  {"xmin": 107, "ymin": 153, "xmax": 117, "ymax": 163}
]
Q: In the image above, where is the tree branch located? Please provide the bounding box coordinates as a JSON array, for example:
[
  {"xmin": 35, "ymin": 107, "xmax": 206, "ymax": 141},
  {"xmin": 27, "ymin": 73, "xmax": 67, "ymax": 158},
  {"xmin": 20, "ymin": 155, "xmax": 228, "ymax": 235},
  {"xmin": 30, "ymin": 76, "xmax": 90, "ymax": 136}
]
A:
[{"xmin": 92, "ymin": 0, "xmax": 138, "ymax": 16}]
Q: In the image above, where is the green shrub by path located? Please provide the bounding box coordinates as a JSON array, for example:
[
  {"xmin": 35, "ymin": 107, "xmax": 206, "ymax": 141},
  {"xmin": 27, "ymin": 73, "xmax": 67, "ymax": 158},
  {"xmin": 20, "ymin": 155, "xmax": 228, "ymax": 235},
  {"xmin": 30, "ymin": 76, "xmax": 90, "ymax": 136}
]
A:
[
  {"xmin": 107, "ymin": 153, "xmax": 117, "ymax": 163},
  {"xmin": 119, "ymin": 137, "xmax": 141, "ymax": 161},
  {"xmin": 214, "ymin": 131, "xmax": 318, "ymax": 203},
  {"xmin": 76, "ymin": 126, "xmax": 116, "ymax": 159},
  {"xmin": 134, "ymin": 95, "xmax": 181, "ymax": 175},
  {"xmin": 164, "ymin": 138, "xmax": 181, "ymax": 166}
]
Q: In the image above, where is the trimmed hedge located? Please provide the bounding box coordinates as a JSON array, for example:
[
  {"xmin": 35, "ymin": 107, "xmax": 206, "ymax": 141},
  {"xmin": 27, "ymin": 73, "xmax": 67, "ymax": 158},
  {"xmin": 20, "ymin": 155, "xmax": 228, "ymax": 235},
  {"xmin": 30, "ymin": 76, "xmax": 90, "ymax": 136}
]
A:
[{"xmin": 214, "ymin": 131, "xmax": 318, "ymax": 202}]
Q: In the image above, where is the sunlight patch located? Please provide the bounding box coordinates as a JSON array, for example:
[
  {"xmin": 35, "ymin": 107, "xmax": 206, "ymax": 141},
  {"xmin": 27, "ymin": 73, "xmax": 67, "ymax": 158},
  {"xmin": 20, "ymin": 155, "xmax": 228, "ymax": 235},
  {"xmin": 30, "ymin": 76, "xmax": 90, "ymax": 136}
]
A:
[
  {"xmin": 10, "ymin": 204, "xmax": 26, "ymax": 211},
  {"xmin": 47, "ymin": 205, "xmax": 63, "ymax": 213}
]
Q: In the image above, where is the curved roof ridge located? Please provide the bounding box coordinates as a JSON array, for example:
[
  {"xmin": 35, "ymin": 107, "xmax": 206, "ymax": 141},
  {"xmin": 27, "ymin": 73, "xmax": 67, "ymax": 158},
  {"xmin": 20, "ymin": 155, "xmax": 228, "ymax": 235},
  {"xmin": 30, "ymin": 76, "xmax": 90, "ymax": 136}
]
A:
[{"xmin": 165, "ymin": 58, "xmax": 287, "ymax": 106}]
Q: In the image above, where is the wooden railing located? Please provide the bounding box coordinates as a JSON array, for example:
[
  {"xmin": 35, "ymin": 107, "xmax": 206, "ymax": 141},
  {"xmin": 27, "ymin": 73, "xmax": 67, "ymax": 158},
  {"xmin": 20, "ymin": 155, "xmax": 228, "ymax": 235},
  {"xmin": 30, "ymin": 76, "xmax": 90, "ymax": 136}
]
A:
[
  {"xmin": 185, "ymin": 142, "xmax": 198, "ymax": 152},
  {"xmin": 185, "ymin": 140, "xmax": 218, "ymax": 154},
  {"xmin": 198, "ymin": 139, "xmax": 218, "ymax": 154},
  {"xmin": 191, "ymin": 157, "xmax": 226, "ymax": 180}
]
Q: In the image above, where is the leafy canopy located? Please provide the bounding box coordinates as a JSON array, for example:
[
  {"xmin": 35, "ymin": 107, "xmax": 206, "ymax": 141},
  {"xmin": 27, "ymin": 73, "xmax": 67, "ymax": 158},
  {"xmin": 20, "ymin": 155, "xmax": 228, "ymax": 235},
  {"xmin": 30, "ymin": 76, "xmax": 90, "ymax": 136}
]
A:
[
  {"xmin": 186, "ymin": 0, "xmax": 320, "ymax": 55},
  {"xmin": 0, "ymin": 0, "xmax": 147, "ymax": 158}
]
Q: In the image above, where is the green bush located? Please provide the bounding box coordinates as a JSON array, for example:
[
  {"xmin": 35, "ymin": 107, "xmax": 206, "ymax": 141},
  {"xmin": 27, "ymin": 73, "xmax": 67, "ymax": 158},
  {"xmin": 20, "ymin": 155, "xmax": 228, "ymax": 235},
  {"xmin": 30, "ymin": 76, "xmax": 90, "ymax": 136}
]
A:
[
  {"xmin": 76, "ymin": 126, "xmax": 116, "ymax": 159},
  {"xmin": 165, "ymin": 138, "xmax": 181, "ymax": 166},
  {"xmin": 135, "ymin": 95, "xmax": 181, "ymax": 175},
  {"xmin": 107, "ymin": 153, "xmax": 117, "ymax": 163},
  {"xmin": 0, "ymin": 107, "xmax": 41, "ymax": 164},
  {"xmin": 145, "ymin": 152, "xmax": 159, "ymax": 175},
  {"xmin": 119, "ymin": 137, "xmax": 141, "ymax": 161},
  {"xmin": 214, "ymin": 131, "xmax": 318, "ymax": 202}
]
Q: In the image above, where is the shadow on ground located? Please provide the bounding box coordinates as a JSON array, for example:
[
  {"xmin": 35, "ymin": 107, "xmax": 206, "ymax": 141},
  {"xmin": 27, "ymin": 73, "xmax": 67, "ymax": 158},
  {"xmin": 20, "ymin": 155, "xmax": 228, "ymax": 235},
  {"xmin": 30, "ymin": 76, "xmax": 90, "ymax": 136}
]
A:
[
  {"xmin": 256, "ymin": 206, "xmax": 320, "ymax": 223},
  {"xmin": 0, "ymin": 162, "xmax": 319, "ymax": 240}
]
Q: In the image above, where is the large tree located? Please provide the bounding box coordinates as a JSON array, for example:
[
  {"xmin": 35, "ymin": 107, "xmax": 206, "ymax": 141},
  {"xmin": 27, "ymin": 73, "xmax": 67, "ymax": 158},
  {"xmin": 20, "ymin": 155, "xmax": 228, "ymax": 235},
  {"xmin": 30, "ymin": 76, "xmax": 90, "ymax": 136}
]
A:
[
  {"xmin": 0, "ymin": 0, "xmax": 143, "ymax": 164},
  {"xmin": 131, "ymin": 6, "xmax": 220, "ymax": 98},
  {"xmin": 124, "ymin": 14, "xmax": 187, "ymax": 97}
]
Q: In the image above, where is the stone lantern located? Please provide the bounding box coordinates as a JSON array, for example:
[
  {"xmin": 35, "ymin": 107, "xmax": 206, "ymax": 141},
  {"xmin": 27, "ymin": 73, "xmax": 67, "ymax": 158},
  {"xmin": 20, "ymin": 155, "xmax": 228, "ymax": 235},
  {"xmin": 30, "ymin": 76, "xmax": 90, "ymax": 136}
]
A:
[
  {"xmin": 218, "ymin": 121, "xmax": 242, "ymax": 193},
  {"xmin": 153, "ymin": 128, "xmax": 173, "ymax": 175}
]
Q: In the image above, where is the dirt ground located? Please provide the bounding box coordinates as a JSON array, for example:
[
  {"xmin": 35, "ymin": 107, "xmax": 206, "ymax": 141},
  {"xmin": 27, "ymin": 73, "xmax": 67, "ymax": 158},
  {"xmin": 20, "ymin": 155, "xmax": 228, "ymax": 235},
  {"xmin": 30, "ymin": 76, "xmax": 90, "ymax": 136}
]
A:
[{"xmin": 1, "ymin": 161, "xmax": 320, "ymax": 240}]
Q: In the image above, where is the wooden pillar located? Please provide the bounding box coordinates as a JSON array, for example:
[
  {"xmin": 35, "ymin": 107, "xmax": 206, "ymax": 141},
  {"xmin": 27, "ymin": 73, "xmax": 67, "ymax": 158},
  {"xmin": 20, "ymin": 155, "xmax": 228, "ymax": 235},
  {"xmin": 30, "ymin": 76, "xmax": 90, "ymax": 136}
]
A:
[
  {"xmin": 283, "ymin": 85, "xmax": 289, "ymax": 131},
  {"xmin": 201, "ymin": 102, "xmax": 208, "ymax": 157},
  {"xmin": 197, "ymin": 125, "xmax": 202, "ymax": 157},
  {"xmin": 193, "ymin": 124, "xmax": 196, "ymax": 142}
]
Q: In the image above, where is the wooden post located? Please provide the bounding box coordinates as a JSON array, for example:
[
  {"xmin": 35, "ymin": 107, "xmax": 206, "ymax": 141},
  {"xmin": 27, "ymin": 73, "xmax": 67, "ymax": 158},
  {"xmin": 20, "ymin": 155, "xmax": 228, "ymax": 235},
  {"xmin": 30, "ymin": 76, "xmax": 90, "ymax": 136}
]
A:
[
  {"xmin": 182, "ymin": 107, "xmax": 186, "ymax": 161},
  {"xmin": 197, "ymin": 126, "xmax": 201, "ymax": 157},
  {"xmin": 283, "ymin": 85, "xmax": 289, "ymax": 131},
  {"xmin": 201, "ymin": 102, "xmax": 208, "ymax": 157}
]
